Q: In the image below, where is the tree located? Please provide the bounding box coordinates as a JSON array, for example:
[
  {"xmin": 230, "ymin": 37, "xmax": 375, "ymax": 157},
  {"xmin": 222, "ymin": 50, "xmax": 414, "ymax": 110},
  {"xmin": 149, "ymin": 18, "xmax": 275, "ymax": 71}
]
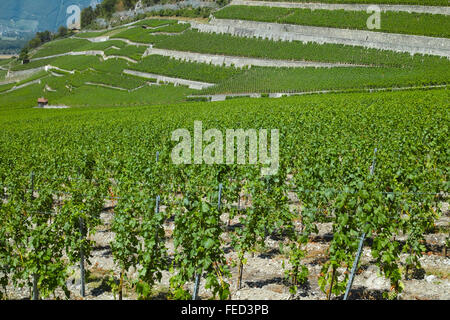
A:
[
  {"xmin": 28, "ymin": 37, "xmax": 42, "ymax": 49},
  {"xmin": 100, "ymin": 0, "xmax": 119, "ymax": 18},
  {"xmin": 81, "ymin": 6, "xmax": 97, "ymax": 28},
  {"xmin": 19, "ymin": 48, "xmax": 29, "ymax": 62},
  {"xmin": 123, "ymin": 0, "xmax": 138, "ymax": 10},
  {"xmin": 142, "ymin": 0, "xmax": 161, "ymax": 6},
  {"xmin": 57, "ymin": 26, "xmax": 68, "ymax": 38},
  {"xmin": 215, "ymin": 0, "xmax": 230, "ymax": 6},
  {"xmin": 36, "ymin": 31, "xmax": 52, "ymax": 43}
]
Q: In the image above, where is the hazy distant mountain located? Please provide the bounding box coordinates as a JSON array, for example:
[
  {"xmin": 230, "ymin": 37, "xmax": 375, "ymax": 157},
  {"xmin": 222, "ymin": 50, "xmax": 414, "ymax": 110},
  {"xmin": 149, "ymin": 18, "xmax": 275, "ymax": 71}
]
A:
[{"xmin": 0, "ymin": 0, "xmax": 100, "ymax": 34}]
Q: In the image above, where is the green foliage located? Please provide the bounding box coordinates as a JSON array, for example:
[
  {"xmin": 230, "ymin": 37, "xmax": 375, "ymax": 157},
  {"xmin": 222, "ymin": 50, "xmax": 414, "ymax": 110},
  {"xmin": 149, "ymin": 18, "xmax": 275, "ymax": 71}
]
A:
[
  {"xmin": 252, "ymin": 0, "xmax": 449, "ymax": 6},
  {"xmin": 77, "ymin": 31, "xmax": 110, "ymax": 38},
  {"xmin": 31, "ymin": 39, "xmax": 128, "ymax": 59},
  {"xmin": 144, "ymin": 6, "xmax": 212, "ymax": 18},
  {"xmin": 201, "ymin": 64, "xmax": 449, "ymax": 95},
  {"xmin": 133, "ymin": 19, "xmax": 177, "ymax": 28},
  {"xmin": 104, "ymin": 45, "xmax": 147, "ymax": 61},
  {"xmin": 57, "ymin": 26, "xmax": 69, "ymax": 38},
  {"xmin": 11, "ymin": 55, "xmax": 101, "ymax": 72},
  {"xmin": 150, "ymin": 30, "xmax": 449, "ymax": 69},
  {"xmin": 81, "ymin": 6, "xmax": 97, "ymax": 28},
  {"xmin": 31, "ymin": 39, "xmax": 90, "ymax": 59},
  {"xmin": 0, "ymin": 68, "xmax": 193, "ymax": 109},
  {"xmin": 170, "ymin": 177, "xmax": 230, "ymax": 300},
  {"xmin": 113, "ymin": 24, "xmax": 189, "ymax": 43},
  {"xmin": 0, "ymin": 58, "xmax": 13, "ymax": 67},
  {"xmin": 19, "ymin": 48, "xmax": 29, "ymax": 62},
  {"xmin": 0, "ymin": 70, "xmax": 7, "ymax": 82},
  {"xmin": 61, "ymin": 69, "xmax": 147, "ymax": 90},
  {"xmin": 215, "ymin": 6, "xmax": 450, "ymax": 38},
  {"xmin": 92, "ymin": 58, "xmax": 132, "ymax": 74},
  {"xmin": 129, "ymin": 55, "xmax": 247, "ymax": 83},
  {"xmin": 0, "ymin": 88, "xmax": 447, "ymax": 299},
  {"xmin": 57, "ymin": 83, "xmax": 192, "ymax": 107}
]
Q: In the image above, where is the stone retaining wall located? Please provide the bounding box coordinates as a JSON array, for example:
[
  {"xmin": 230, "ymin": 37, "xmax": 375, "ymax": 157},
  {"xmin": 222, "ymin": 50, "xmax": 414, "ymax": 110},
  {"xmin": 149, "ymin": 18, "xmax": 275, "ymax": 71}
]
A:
[
  {"xmin": 143, "ymin": 47, "xmax": 362, "ymax": 67},
  {"xmin": 123, "ymin": 69, "xmax": 214, "ymax": 90},
  {"xmin": 191, "ymin": 19, "xmax": 450, "ymax": 58}
]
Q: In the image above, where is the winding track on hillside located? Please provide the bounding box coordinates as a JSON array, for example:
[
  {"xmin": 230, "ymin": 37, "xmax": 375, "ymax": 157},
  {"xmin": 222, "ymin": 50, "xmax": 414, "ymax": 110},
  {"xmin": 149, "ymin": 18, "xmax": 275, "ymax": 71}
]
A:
[
  {"xmin": 123, "ymin": 69, "xmax": 215, "ymax": 90},
  {"xmin": 1, "ymin": 66, "xmax": 75, "ymax": 93},
  {"xmin": 84, "ymin": 82, "xmax": 152, "ymax": 92},
  {"xmin": 229, "ymin": 1, "xmax": 450, "ymax": 15},
  {"xmin": 192, "ymin": 19, "xmax": 450, "ymax": 58},
  {"xmin": 30, "ymin": 51, "xmax": 138, "ymax": 64},
  {"xmin": 75, "ymin": 36, "xmax": 151, "ymax": 47},
  {"xmin": 0, "ymin": 79, "xmax": 44, "ymax": 95},
  {"xmin": 143, "ymin": 47, "xmax": 365, "ymax": 68},
  {"xmin": 32, "ymin": 37, "xmax": 366, "ymax": 69}
]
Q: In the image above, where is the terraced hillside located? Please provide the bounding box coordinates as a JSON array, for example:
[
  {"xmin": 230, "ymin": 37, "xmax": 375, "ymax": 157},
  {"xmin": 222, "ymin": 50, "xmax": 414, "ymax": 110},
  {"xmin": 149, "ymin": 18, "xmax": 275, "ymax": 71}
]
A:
[
  {"xmin": 1, "ymin": 1, "xmax": 449, "ymax": 107},
  {"xmin": 0, "ymin": 1, "xmax": 448, "ymax": 302}
]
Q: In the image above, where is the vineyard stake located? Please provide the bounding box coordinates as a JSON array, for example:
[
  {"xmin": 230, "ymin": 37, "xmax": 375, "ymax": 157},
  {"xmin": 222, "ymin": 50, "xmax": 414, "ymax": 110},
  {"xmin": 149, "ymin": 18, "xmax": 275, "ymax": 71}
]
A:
[
  {"xmin": 343, "ymin": 232, "xmax": 366, "ymax": 300},
  {"xmin": 193, "ymin": 273, "xmax": 201, "ymax": 300},
  {"xmin": 218, "ymin": 183, "xmax": 223, "ymax": 210},
  {"xmin": 155, "ymin": 195, "xmax": 160, "ymax": 214},
  {"xmin": 343, "ymin": 148, "xmax": 377, "ymax": 300},
  {"xmin": 30, "ymin": 172, "xmax": 39, "ymax": 300},
  {"xmin": 30, "ymin": 171, "xmax": 35, "ymax": 201},
  {"xmin": 119, "ymin": 272, "xmax": 124, "ymax": 300},
  {"xmin": 32, "ymin": 274, "xmax": 39, "ymax": 300},
  {"xmin": 237, "ymin": 259, "xmax": 243, "ymax": 290},
  {"xmin": 238, "ymin": 193, "xmax": 241, "ymax": 211},
  {"xmin": 79, "ymin": 217, "xmax": 86, "ymax": 298},
  {"xmin": 327, "ymin": 266, "xmax": 336, "ymax": 300},
  {"xmin": 155, "ymin": 195, "xmax": 160, "ymax": 242}
]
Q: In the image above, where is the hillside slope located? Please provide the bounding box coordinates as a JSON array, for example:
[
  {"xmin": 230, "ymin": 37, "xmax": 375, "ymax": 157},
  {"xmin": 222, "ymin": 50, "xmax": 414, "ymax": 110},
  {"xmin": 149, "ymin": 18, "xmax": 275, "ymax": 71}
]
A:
[{"xmin": 0, "ymin": 2, "xmax": 449, "ymax": 108}]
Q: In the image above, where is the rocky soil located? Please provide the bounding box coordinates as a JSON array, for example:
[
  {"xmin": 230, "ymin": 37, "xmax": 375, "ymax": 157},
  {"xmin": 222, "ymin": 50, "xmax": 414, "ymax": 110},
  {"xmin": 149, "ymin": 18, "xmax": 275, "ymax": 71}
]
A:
[{"xmin": 3, "ymin": 199, "xmax": 449, "ymax": 300}]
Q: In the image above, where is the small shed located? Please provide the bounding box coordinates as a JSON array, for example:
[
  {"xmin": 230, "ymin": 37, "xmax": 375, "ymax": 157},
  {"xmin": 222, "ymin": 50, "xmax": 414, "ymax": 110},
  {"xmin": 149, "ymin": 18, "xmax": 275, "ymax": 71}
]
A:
[{"xmin": 37, "ymin": 97, "xmax": 48, "ymax": 108}]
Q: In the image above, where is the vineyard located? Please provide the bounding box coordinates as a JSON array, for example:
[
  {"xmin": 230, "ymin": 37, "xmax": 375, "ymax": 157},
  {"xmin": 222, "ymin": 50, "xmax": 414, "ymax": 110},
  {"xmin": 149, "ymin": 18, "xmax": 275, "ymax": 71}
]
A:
[
  {"xmin": 11, "ymin": 55, "xmax": 102, "ymax": 72},
  {"xmin": 104, "ymin": 46, "xmax": 147, "ymax": 61},
  {"xmin": 1, "ymin": 9, "xmax": 448, "ymax": 107},
  {"xmin": 198, "ymin": 65, "xmax": 450, "ymax": 95},
  {"xmin": 0, "ymin": 89, "xmax": 448, "ymax": 300},
  {"xmin": 128, "ymin": 55, "xmax": 248, "ymax": 83},
  {"xmin": 0, "ymin": 0, "xmax": 449, "ymax": 301},
  {"xmin": 113, "ymin": 24, "xmax": 190, "ymax": 43},
  {"xmin": 214, "ymin": 5, "xmax": 450, "ymax": 38},
  {"xmin": 144, "ymin": 30, "xmax": 450, "ymax": 68},
  {"xmin": 258, "ymin": 0, "xmax": 449, "ymax": 5}
]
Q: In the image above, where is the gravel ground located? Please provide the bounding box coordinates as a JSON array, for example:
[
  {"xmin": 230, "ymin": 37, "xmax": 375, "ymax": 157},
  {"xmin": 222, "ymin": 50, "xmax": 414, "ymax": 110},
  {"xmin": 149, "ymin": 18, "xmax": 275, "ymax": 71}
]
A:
[{"xmin": 3, "ymin": 200, "xmax": 449, "ymax": 300}]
